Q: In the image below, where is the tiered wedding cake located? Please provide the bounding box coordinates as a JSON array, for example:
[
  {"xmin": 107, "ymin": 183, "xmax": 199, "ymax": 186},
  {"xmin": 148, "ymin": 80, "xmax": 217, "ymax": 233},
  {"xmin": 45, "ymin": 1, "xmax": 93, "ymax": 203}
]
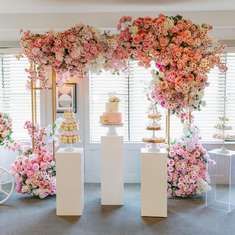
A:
[
  {"xmin": 143, "ymin": 103, "xmax": 165, "ymax": 150},
  {"xmin": 60, "ymin": 111, "xmax": 80, "ymax": 145},
  {"xmin": 100, "ymin": 96, "xmax": 122, "ymax": 125}
]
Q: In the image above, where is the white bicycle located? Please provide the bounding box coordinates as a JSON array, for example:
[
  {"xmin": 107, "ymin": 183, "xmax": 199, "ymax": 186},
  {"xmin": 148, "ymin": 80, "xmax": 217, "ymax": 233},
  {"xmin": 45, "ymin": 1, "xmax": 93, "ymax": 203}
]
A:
[{"xmin": 0, "ymin": 167, "xmax": 14, "ymax": 204}]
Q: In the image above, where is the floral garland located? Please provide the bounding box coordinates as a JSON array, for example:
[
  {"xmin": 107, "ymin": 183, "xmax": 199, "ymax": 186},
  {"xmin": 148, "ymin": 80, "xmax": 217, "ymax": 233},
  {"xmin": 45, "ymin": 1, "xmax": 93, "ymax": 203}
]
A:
[
  {"xmin": 20, "ymin": 24, "xmax": 104, "ymax": 87},
  {"xmin": 168, "ymin": 121, "xmax": 213, "ymax": 197},
  {"xmin": 11, "ymin": 121, "xmax": 56, "ymax": 199},
  {"xmin": 20, "ymin": 14, "xmax": 225, "ymax": 113},
  {"xmin": 114, "ymin": 15, "xmax": 226, "ymax": 113}
]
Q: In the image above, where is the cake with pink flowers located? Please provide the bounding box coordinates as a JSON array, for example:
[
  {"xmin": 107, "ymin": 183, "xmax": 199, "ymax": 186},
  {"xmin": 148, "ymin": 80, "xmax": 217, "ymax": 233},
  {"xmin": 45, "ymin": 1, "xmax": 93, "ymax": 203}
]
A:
[{"xmin": 100, "ymin": 96, "xmax": 122, "ymax": 125}]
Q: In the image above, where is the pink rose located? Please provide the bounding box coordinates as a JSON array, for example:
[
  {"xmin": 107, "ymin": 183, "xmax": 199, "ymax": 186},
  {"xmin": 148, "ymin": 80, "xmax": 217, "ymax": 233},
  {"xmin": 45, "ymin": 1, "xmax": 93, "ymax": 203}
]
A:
[{"xmin": 32, "ymin": 163, "xmax": 40, "ymax": 171}]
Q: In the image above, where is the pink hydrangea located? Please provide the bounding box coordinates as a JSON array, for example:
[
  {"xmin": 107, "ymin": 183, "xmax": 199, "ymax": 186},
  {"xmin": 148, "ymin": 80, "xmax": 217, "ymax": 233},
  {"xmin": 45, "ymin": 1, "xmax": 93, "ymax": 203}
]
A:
[
  {"xmin": 168, "ymin": 122, "xmax": 212, "ymax": 197},
  {"xmin": 11, "ymin": 121, "xmax": 56, "ymax": 199},
  {"xmin": 20, "ymin": 14, "xmax": 225, "ymax": 113},
  {"xmin": 117, "ymin": 15, "xmax": 226, "ymax": 113}
]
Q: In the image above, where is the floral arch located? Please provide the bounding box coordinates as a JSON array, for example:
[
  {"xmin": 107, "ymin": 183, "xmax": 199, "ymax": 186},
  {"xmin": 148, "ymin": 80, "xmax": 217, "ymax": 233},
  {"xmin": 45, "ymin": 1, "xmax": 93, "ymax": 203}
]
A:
[
  {"xmin": 20, "ymin": 14, "xmax": 226, "ymax": 115},
  {"xmin": 7, "ymin": 13, "xmax": 226, "ymax": 198}
]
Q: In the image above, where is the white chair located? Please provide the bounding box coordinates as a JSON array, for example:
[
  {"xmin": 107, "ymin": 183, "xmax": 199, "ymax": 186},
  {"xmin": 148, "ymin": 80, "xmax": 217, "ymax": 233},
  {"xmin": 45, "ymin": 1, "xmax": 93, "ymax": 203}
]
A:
[{"xmin": 0, "ymin": 167, "xmax": 14, "ymax": 204}]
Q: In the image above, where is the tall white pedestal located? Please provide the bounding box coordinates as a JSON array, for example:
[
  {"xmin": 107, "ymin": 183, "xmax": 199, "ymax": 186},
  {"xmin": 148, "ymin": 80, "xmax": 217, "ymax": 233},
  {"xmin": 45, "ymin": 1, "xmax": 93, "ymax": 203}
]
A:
[
  {"xmin": 101, "ymin": 136, "xmax": 124, "ymax": 205},
  {"xmin": 56, "ymin": 148, "xmax": 84, "ymax": 216},
  {"xmin": 141, "ymin": 148, "xmax": 167, "ymax": 217}
]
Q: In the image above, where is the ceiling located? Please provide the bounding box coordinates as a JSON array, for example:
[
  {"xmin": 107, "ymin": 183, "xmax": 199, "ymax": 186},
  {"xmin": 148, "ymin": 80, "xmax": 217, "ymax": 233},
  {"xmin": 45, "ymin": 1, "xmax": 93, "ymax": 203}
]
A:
[
  {"xmin": 0, "ymin": 0, "xmax": 235, "ymax": 13},
  {"xmin": 0, "ymin": 0, "xmax": 235, "ymax": 42}
]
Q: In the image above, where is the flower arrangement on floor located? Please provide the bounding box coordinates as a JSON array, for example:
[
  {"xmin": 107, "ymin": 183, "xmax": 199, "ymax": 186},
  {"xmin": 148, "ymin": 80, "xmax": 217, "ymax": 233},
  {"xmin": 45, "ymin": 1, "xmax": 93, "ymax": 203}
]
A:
[
  {"xmin": 167, "ymin": 119, "xmax": 213, "ymax": 197},
  {"xmin": 20, "ymin": 14, "xmax": 226, "ymax": 114},
  {"xmin": 11, "ymin": 121, "xmax": 56, "ymax": 199}
]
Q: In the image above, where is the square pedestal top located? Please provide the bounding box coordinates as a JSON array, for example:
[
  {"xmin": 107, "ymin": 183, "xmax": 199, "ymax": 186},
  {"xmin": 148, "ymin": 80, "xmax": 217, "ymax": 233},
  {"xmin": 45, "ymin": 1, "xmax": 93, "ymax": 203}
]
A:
[
  {"xmin": 141, "ymin": 147, "xmax": 168, "ymax": 155},
  {"xmin": 56, "ymin": 147, "xmax": 83, "ymax": 154}
]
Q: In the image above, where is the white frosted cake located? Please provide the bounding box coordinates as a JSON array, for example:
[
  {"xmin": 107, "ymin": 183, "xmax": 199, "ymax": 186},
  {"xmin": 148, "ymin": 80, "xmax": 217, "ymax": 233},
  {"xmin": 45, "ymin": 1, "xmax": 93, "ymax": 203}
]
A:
[{"xmin": 100, "ymin": 96, "xmax": 122, "ymax": 125}]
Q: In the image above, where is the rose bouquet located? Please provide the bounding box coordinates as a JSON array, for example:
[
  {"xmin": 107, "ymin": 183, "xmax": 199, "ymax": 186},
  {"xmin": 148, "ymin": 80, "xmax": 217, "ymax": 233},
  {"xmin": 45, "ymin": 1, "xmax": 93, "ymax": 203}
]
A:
[
  {"xmin": 11, "ymin": 121, "xmax": 56, "ymax": 199},
  {"xmin": 11, "ymin": 149, "xmax": 56, "ymax": 199},
  {"xmin": 168, "ymin": 122, "xmax": 213, "ymax": 197},
  {"xmin": 117, "ymin": 15, "xmax": 226, "ymax": 113},
  {"xmin": 20, "ymin": 24, "xmax": 103, "ymax": 87}
]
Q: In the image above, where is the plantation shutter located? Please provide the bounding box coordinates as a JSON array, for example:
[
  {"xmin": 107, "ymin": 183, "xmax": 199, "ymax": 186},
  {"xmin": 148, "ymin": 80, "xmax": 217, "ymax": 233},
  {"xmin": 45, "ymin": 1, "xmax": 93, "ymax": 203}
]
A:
[
  {"xmin": 0, "ymin": 54, "xmax": 40, "ymax": 140},
  {"xmin": 193, "ymin": 65, "xmax": 224, "ymax": 140},
  {"xmin": 194, "ymin": 53, "xmax": 235, "ymax": 141},
  {"xmin": 128, "ymin": 61, "xmax": 166, "ymax": 142},
  {"xmin": 89, "ymin": 70, "xmax": 129, "ymax": 142},
  {"xmin": 225, "ymin": 53, "xmax": 235, "ymax": 136}
]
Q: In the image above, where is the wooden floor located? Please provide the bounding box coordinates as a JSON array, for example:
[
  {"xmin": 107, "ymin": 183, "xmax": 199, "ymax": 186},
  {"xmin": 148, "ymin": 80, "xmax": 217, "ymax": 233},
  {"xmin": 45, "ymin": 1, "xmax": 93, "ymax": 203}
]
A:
[{"xmin": 0, "ymin": 184, "xmax": 234, "ymax": 235}]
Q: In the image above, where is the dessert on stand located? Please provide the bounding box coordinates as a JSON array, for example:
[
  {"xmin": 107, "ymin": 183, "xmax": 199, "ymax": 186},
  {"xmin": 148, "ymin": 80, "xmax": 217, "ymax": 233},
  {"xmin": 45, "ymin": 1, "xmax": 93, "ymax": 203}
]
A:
[
  {"xmin": 142, "ymin": 102, "xmax": 165, "ymax": 152},
  {"xmin": 59, "ymin": 111, "xmax": 80, "ymax": 151},
  {"xmin": 100, "ymin": 95, "xmax": 123, "ymax": 136},
  {"xmin": 213, "ymin": 116, "xmax": 235, "ymax": 154}
]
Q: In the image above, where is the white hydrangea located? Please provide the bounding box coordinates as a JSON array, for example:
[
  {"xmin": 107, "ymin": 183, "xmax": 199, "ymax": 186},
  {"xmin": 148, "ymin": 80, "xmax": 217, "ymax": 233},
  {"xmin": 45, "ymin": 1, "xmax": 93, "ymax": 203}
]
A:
[
  {"xmin": 196, "ymin": 178, "xmax": 211, "ymax": 195},
  {"xmin": 164, "ymin": 18, "xmax": 175, "ymax": 30}
]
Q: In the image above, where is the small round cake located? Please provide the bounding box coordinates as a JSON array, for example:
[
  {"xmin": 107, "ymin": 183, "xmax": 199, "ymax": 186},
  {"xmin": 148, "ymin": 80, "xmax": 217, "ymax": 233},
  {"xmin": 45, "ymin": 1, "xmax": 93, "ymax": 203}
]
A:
[
  {"xmin": 147, "ymin": 113, "xmax": 161, "ymax": 120},
  {"xmin": 142, "ymin": 137, "xmax": 165, "ymax": 144},
  {"xmin": 146, "ymin": 125, "xmax": 161, "ymax": 131}
]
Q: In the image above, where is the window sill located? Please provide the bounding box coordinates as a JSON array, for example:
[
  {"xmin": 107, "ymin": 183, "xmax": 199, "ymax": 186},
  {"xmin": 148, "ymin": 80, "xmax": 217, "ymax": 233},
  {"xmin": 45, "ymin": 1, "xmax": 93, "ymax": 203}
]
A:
[{"xmin": 86, "ymin": 140, "xmax": 235, "ymax": 146}]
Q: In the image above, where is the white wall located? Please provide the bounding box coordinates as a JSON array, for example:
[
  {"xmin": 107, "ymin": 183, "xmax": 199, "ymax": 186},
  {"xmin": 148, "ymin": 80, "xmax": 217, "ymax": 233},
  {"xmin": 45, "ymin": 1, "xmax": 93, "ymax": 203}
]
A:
[{"xmin": 1, "ymin": 11, "xmax": 235, "ymax": 42}]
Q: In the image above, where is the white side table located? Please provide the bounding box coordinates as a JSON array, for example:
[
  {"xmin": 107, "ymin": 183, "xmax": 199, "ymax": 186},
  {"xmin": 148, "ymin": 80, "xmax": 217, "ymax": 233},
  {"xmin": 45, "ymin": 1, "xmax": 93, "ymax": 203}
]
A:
[
  {"xmin": 56, "ymin": 148, "xmax": 84, "ymax": 216},
  {"xmin": 101, "ymin": 135, "xmax": 124, "ymax": 205},
  {"xmin": 141, "ymin": 148, "xmax": 168, "ymax": 217},
  {"xmin": 207, "ymin": 148, "xmax": 235, "ymax": 213}
]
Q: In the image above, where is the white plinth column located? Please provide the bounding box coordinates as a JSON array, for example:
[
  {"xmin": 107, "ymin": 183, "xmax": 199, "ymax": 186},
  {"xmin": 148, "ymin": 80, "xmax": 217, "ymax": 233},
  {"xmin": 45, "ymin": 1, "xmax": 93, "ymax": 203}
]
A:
[
  {"xmin": 141, "ymin": 148, "xmax": 167, "ymax": 217},
  {"xmin": 56, "ymin": 148, "xmax": 84, "ymax": 216},
  {"xmin": 101, "ymin": 136, "xmax": 124, "ymax": 205}
]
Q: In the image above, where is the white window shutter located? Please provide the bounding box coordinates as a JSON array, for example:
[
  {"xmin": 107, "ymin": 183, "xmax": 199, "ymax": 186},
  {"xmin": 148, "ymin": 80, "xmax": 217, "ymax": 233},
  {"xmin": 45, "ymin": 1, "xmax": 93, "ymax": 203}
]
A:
[
  {"xmin": 89, "ymin": 70, "xmax": 129, "ymax": 142},
  {"xmin": 89, "ymin": 53, "xmax": 235, "ymax": 143},
  {"xmin": 0, "ymin": 54, "xmax": 40, "ymax": 140}
]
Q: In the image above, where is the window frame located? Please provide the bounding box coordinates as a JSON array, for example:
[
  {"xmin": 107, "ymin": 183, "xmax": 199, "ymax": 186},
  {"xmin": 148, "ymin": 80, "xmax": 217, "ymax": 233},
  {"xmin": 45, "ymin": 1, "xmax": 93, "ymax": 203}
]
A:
[{"xmin": 0, "ymin": 48, "xmax": 42, "ymax": 141}]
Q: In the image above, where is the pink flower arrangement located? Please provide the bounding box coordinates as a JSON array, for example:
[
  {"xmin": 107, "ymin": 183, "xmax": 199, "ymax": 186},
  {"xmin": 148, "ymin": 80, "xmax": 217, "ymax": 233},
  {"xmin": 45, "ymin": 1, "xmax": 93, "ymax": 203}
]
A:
[
  {"xmin": 11, "ymin": 121, "xmax": 56, "ymax": 199},
  {"xmin": 11, "ymin": 151, "xmax": 56, "ymax": 199},
  {"xmin": 20, "ymin": 24, "xmax": 103, "ymax": 87},
  {"xmin": 168, "ymin": 122, "xmax": 213, "ymax": 197},
  {"xmin": 117, "ymin": 15, "xmax": 226, "ymax": 113},
  {"xmin": 20, "ymin": 14, "xmax": 226, "ymax": 112},
  {"xmin": 0, "ymin": 112, "xmax": 13, "ymax": 145}
]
